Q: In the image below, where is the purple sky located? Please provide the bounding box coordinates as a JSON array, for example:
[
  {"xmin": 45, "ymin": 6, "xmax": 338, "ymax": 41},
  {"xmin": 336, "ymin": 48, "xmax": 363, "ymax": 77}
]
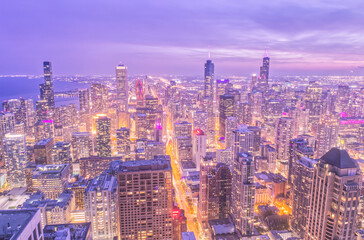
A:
[{"xmin": 1, "ymin": 0, "xmax": 364, "ymax": 76}]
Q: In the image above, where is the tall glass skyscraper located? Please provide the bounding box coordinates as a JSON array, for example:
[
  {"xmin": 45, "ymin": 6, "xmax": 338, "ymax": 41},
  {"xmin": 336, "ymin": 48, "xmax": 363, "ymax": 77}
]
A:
[
  {"xmin": 40, "ymin": 61, "xmax": 55, "ymax": 111},
  {"xmin": 204, "ymin": 59, "xmax": 214, "ymax": 99}
]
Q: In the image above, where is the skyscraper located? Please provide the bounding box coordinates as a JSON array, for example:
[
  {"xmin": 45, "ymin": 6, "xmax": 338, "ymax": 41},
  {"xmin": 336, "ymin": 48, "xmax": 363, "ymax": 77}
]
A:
[
  {"xmin": 71, "ymin": 132, "xmax": 93, "ymax": 160},
  {"xmin": 79, "ymin": 88, "xmax": 91, "ymax": 113},
  {"xmin": 115, "ymin": 159, "xmax": 174, "ymax": 239},
  {"xmin": 306, "ymin": 148, "xmax": 361, "ymax": 240},
  {"xmin": 231, "ymin": 152, "xmax": 255, "ymax": 236},
  {"xmin": 316, "ymin": 115, "xmax": 339, "ymax": 158},
  {"xmin": 116, "ymin": 127, "xmax": 130, "ymax": 158},
  {"xmin": 256, "ymin": 52, "xmax": 270, "ymax": 94},
  {"xmin": 219, "ymin": 94, "xmax": 234, "ymax": 137},
  {"xmin": 3, "ymin": 133, "xmax": 27, "ymax": 188},
  {"xmin": 91, "ymin": 83, "xmax": 108, "ymax": 114},
  {"xmin": 116, "ymin": 64, "xmax": 128, "ymax": 111},
  {"xmin": 198, "ymin": 155, "xmax": 231, "ymax": 230},
  {"xmin": 204, "ymin": 59, "xmax": 214, "ymax": 99},
  {"xmin": 232, "ymin": 125, "xmax": 254, "ymax": 158},
  {"xmin": 290, "ymin": 156, "xmax": 317, "ymax": 238},
  {"xmin": 275, "ymin": 117, "xmax": 293, "ymax": 176},
  {"xmin": 40, "ymin": 61, "xmax": 55, "ymax": 111},
  {"xmin": 95, "ymin": 115, "xmax": 111, "ymax": 157},
  {"xmin": 192, "ymin": 129, "xmax": 206, "ymax": 170},
  {"xmin": 85, "ymin": 173, "xmax": 118, "ymax": 240}
]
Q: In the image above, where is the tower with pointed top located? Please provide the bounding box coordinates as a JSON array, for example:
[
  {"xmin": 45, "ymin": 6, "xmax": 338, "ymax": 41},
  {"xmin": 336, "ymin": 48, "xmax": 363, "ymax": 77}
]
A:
[
  {"xmin": 204, "ymin": 59, "xmax": 214, "ymax": 99},
  {"xmin": 40, "ymin": 61, "xmax": 55, "ymax": 111},
  {"xmin": 256, "ymin": 50, "xmax": 270, "ymax": 94}
]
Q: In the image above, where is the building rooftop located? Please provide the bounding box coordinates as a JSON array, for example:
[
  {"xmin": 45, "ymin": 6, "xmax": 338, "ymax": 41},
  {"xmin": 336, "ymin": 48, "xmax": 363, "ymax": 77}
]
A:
[
  {"xmin": 0, "ymin": 209, "xmax": 40, "ymax": 240},
  {"xmin": 85, "ymin": 173, "xmax": 117, "ymax": 193},
  {"xmin": 35, "ymin": 138, "xmax": 53, "ymax": 146},
  {"xmin": 321, "ymin": 148, "xmax": 358, "ymax": 169},
  {"xmin": 112, "ymin": 159, "xmax": 171, "ymax": 173},
  {"xmin": 182, "ymin": 232, "xmax": 196, "ymax": 240},
  {"xmin": 43, "ymin": 223, "xmax": 91, "ymax": 240}
]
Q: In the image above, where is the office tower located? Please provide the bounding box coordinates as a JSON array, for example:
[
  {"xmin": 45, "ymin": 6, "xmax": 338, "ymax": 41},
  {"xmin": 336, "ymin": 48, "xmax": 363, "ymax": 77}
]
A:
[
  {"xmin": 95, "ymin": 115, "xmax": 111, "ymax": 157},
  {"xmin": 115, "ymin": 159, "xmax": 174, "ymax": 239},
  {"xmin": 79, "ymin": 156, "xmax": 120, "ymax": 179},
  {"xmin": 306, "ymin": 148, "xmax": 361, "ymax": 240},
  {"xmin": 136, "ymin": 78, "xmax": 144, "ymax": 107},
  {"xmin": 275, "ymin": 117, "xmax": 293, "ymax": 167},
  {"xmin": 250, "ymin": 74, "xmax": 257, "ymax": 91},
  {"xmin": 216, "ymin": 79, "xmax": 229, "ymax": 101},
  {"xmin": 192, "ymin": 129, "xmax": 207, "ymax": 170},
  {"xmin": 135, "ymin": 113, "xmax": 148, "ymax": 139},
  {"xmin": 0, "ymin": 112, "xmax": 15, "ymax": 135},
  {"xmin": 85, "ymin": 173, "xmax": 118, "ymax": 240},
  {"xmin": 219, "ymin": 94, "xmax": 234, "ymax": 137},
  {"xmin": 290, "ymin": 156, "xmax": 317, "ymax": 238},
  {"xmin": 40, "ymin": 61, "xmax": 55, "ymax": 111},
  {"xmin": 91, "ymin": 83, "xmax": 108, "ymax": 113},
  {"xmin": 198, "ymin": 157, "xmax": 231, "ymax": 229},
  {"xmin": 145, "ymin": 95, "xmax": 159, "ymax": 131},
  {"xmin": 34, "ymin": 138, "xmax": 54, "ymax": 165},
  {"xmin": 71, "ymin": 132, "xmax": 93, "ymax": 160},
  {"xmin": 256, "ymin": 52, "xmax": 270, "ymax": 94},
  {"xmin": 193, "ymin": 110, "xmax": 208, "ymax": 132},
  {"xmin": 336, "ymin": 85, "xmax": 350, "ymax": 113},
  {"xmin": 24, "ymin": 98, "xmax": 35, "ymax": 134},
  {"xmin": 116, "ymin": 64, "xmax": 128, "ymax": 111},
  {"xmin": 204, "ymin": 59, "xmax": 214, "ymax": 99},
  {"xmin": 304, "ymin": 81, "xmax": 323, "ymax": 130},
  {"xmin": 241, "ymin": 102, "xmax": 252, "ymax": 125},
  {"xmin": 79, "ymin": 88, "xmax": 90, "ymax": 113},
  {"xmin": 52, "ymin": 141, "xmax": 72, "ymax": 165},
  {"xmin": 154, "ymin": 119, "xmax": 163, "ymax": 142},
  {"xmin": 316, "ymin": 115, "xmax": 339, "ymax": 158},
  {"xmin": 288, "ymin": 138, "xmax": 314, "ymax": 187},
  {"xmin": 26, "ymin": 163, "xmax": 70, "ymax": 199},
  {"xmin": 116, "ymin": 127, "xmax": 130, "ymax": 157},
  {"xmin": 231, "ymin": 152, "xmax": 255, "ymax": 236},
  {"xmin": 0, "ymin": 209, "xmax": 43, "ymax": 240},
  {"xmin": 250, "ymin": 91, "xmax": 263, "ymax": 123},
  {"xmin": 3, "ymin": 133, "xmax": 27, "ymax": 188},
  {"xmin": 232, "ymin": 125, "xmax": 254, "ymax": 159},
  {"xmin": 225, "ymin": 116, "xmax": 238, "ymax": 148},
  {"xmin": 247, "ymin": 126, "xmax": 261, "ymax": 153},
  {"xmin": 292, "ymin": 107, "xmax": 309, "ymax": 137}
]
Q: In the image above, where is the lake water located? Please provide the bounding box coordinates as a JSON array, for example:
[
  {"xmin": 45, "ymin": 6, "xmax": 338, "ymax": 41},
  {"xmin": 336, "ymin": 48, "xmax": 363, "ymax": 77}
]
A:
[{"xmin": 0, "ymin": 76, "xmax": 89, "ymax": 108}]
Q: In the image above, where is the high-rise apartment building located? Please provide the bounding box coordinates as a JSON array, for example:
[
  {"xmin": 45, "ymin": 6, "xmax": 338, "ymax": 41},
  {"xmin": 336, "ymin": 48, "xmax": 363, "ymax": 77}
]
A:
[
  {"xmin": 231, "ymin": 152, "xmax": 255, "ymax": 236},
  {"xmin": 115, "ymin": 159, "xmax": 174, "ymax": 239},
  {"xmin": 275, "ymin": 117, "xmax": 293, "ymax": 163},
  {"xmin": 34, "ymin": 138, "xmax": 54, "ymax": 165},
  {"xmin": 290, "ymin": 156, "xmax": 317, "ymax": 238},
  {"xmin": 232, "ymin": 125, "xmax": 254, "ymax": 158},
  {"xmin": 85, "ymin": 173, "xmax": 118, "ymax": 240},
  {"xmin": 116, "ymin": 127, "xmax": 131, "ymax": 158},
  {"xmin": 198, "ymin": 155, "xmax": 231, "ymax": 229},
  {"xmin": 95, "ymin": 115, "xmax": 111, "ymax": 157},
  {"xmin": 316, "ymin": 115, "xmax": 339, "ymax": 158},
  {"xmin": 306, "ymin": 148, "xmax": 361, "ymax": 240},
  {"xmin": 3, "ymin": 133, "xmax": 27, "ymax": 188}
]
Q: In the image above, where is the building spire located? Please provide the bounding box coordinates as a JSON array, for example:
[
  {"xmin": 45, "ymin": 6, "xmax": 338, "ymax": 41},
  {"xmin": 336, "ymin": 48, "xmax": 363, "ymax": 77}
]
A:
[{"xmin": 264, "ymin": 48, "xmax": 269, "ymax": 58}]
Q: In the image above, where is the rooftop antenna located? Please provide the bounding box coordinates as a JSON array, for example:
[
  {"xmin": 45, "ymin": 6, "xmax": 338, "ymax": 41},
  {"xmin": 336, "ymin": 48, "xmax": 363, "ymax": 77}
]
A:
[
  {"xmin": 264, "ymin": 48, "xmax": 270, "ymax": 58},
  {"xmin": 208, "ymin": 45, "xmax": 211, "ymax": 60}
]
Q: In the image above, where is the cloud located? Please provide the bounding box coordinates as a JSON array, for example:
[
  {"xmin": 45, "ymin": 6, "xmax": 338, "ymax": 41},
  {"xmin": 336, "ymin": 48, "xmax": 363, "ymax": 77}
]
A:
[{"xmin": 0, "ymin": 0, "xmax": 363, "ymax": 75}]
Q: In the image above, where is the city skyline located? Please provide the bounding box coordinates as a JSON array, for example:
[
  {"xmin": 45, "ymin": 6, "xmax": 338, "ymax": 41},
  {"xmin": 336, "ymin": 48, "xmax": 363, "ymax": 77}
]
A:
[{"xmin": 1, "ymin": 0, "xmax": 364, "ymax": 75}]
